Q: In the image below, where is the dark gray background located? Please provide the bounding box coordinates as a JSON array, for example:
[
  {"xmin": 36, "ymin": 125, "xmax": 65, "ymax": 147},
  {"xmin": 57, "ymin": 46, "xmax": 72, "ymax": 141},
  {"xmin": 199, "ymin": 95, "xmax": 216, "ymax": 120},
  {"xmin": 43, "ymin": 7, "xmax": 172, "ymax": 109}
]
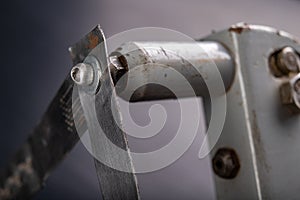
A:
[{"xmin": 0, "ymin": 0, "xmax": 300, "ymax": 199}]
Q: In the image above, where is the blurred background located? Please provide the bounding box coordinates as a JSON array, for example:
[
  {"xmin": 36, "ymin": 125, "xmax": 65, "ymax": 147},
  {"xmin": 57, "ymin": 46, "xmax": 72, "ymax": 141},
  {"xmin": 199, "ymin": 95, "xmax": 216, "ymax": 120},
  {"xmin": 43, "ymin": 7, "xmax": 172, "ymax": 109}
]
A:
[{"xmin": 0, "ymin": 0, "xmax": 299, "ymax": 199}]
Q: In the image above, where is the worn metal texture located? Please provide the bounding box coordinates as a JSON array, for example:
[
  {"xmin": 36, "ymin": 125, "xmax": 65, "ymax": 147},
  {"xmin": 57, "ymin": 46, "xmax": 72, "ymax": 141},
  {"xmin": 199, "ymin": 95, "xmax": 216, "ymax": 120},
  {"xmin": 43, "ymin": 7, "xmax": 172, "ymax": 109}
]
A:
[
  {"xmin": 3, "ymin": 23, "xmax": 299, "ymax": 200},
  {"xmin": 206, "ymin": 23, "xmax": 300, "ymax": 200},
  {"xmin": 72, "ymin": 26, "xmax": 140, "ymax": 199},
  {"xmin": 77, "ymin": 72, "xmax": 140, "ymax": 199},
  {"xmin": 112, "ymin": 41, "xmax": 234, "ymax": 101},
  {"xmin": 69, "ymin": 26, "xmax": 105, "ymax": 65}
]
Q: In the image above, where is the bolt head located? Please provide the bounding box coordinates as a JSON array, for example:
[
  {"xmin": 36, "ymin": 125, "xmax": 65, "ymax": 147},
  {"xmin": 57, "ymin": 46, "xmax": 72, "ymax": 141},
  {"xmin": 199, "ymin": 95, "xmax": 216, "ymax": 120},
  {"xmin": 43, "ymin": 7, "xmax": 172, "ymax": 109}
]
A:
[
  {"xmin": 277, "ymin": 47, "xmax": 300, "ymax": 74},
  {"xmin": 212, "ymin": 148, "xmax": 240, "ymax": 179},
  {"xmin": 71, "ymin": 63, "xmax": 94, "ymax": 86}
]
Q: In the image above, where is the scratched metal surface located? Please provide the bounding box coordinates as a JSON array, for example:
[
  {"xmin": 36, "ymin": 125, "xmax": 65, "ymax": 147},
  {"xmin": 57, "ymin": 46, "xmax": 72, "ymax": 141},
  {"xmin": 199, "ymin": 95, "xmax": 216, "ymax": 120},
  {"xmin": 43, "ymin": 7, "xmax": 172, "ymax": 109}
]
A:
[
  {"xmin": 78, "ymin": 74, "xmax": 140, "ymax": 199},
  {"xmin": 71, "ymin": 25, "xmax": 140, "ymax": 199},
  {"xmin": 206, "ymin": 24, "xmax": 300, "ymax": 200},
  {"xmin": 1, "ymin": 0, "xmax": 300, "ymax": 199}
]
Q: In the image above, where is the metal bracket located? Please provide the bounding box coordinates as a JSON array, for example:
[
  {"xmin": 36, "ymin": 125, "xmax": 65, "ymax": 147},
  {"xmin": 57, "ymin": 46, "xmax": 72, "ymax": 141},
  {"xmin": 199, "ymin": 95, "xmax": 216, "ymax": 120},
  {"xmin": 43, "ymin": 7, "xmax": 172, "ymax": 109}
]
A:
[{"xmin": 2, "ymin": 23, "xmax": 300, "ymax": 200}]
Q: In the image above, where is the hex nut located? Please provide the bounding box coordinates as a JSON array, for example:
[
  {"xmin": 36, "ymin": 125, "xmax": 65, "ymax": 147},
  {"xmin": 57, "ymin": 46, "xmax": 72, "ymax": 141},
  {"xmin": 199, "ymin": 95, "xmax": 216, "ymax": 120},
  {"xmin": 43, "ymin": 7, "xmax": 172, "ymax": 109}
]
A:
[
  {"xmin": 212, "ymin": 148, "xmax": 240, "ymax": 179},
  {"xmin": 280, "ymin": 73, "xmax": 300, "ymax": 113}
]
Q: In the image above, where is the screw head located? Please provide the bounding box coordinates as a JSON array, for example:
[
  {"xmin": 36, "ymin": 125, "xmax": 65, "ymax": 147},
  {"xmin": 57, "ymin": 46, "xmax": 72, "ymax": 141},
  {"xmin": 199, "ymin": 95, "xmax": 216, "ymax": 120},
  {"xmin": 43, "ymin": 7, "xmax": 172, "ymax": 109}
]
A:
[
  {"xmin": 71, "ymin": 63, "xmax": 94, "ymax": 86},
  {"xmin": 212, "ymin": 148, "xmax": 240, "ymax": 179}
]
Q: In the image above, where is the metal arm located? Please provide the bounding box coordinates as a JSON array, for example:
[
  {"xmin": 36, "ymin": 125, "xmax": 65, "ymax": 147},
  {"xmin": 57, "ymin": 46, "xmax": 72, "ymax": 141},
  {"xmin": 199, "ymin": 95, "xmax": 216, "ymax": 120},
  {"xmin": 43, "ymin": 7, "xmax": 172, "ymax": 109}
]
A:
[{"xmin": 2, "ymin": 23, "xmax": 300, "ymax": 200}]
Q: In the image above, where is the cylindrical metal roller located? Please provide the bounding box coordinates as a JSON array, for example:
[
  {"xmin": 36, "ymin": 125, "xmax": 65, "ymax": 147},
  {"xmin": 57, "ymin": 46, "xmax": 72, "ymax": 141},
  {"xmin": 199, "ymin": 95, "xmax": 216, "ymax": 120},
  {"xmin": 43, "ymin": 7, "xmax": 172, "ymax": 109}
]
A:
[{"xmin": 110, "ymin": 41, "xmax": 235, "ymax": 101}]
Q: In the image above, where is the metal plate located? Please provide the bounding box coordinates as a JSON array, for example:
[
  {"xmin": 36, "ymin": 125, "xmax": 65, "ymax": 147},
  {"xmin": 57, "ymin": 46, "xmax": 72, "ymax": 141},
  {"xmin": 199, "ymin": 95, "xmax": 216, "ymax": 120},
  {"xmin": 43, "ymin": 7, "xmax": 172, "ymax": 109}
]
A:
[{"xmin": 206, "ymin": 23, "xmax": 300, "ymax": 200}]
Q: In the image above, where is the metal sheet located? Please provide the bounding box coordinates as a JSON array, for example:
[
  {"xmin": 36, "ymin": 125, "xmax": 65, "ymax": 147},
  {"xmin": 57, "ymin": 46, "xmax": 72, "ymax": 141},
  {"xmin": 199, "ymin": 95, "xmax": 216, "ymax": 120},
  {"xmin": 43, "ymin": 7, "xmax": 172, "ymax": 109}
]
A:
[
  {"xmin": 77, "ymin": 73, "xmax": 140, "ymax": 199},
  {"xmin": 71, "ymin": 26, "xmax": 140, "ymax": 199},
  {"xmin": 206, "ymin": 23, "xmax": 300, "ymax": 200}
]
